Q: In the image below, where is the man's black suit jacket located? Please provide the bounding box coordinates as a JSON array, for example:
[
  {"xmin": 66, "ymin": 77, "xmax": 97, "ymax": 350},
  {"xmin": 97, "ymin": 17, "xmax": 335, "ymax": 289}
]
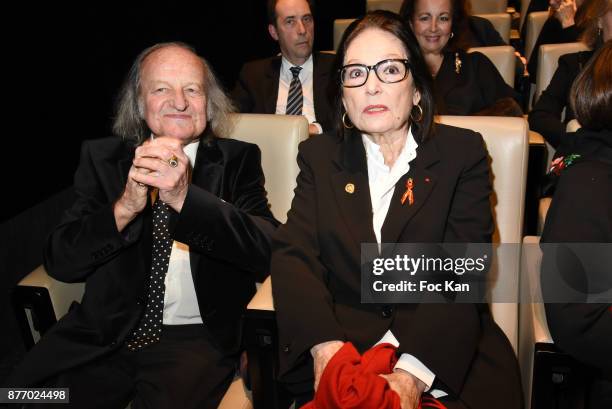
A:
[
  {"xmin": 9, "ymin": 135, "xmax": 278, "ymax": 387},
  {"xmin": 232, "ymin": 52, "xmax": 335, "ymax": 132},
  {"xmin": 271, "ymin": 125, "xmax": 523, "ymax": 408}
]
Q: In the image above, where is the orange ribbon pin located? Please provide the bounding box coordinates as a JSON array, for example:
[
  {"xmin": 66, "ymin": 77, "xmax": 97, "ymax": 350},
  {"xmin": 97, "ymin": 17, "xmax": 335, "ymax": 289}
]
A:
[{"xmin": 400, "ymin": 178, "xmax": 414, "ymax": 205}]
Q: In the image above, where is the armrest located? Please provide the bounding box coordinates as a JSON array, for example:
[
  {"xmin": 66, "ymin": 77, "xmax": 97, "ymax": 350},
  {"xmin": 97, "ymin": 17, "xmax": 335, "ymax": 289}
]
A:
[
  {"xmin": 247, "ymin": 277, "xmax": 274, "ymax": 311},
  {"xmin": 528, "ymin": 130, "xmax": 544, "ymax": 146},
  {"xmin": 566, "ymin": 119, "xmax": 581, "ymax": 133},
  {"xmin": 18, "ymin": 265, "xmax": 85, "ymax": 320},
  {"xmin": 537, "ymin": 197, "xmax": 552, "ymax": 236},
  {"xmin": 12, "ymin": 265, "xmax": 85, "ymax": 349},
  {"xmin": 217, "ymin": 377, "xmax": 253, "ymax": 409}
]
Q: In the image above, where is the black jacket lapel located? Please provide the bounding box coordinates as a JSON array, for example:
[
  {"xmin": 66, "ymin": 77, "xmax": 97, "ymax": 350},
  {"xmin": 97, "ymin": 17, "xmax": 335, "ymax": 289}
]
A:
[
  {"xmin": 187, "ymin": 137, "xmax": 225, "ymax": 280},
  {"xmin": 331, "ymin": 129, "xmax": 377, "ymax": 246},
  {"xmin": 381, "ymin": 136, "xmax": 440, "ymax": 253},
  {"xmin": 264, "ymin": 57, "xmax": 281, "ymax": 114}
]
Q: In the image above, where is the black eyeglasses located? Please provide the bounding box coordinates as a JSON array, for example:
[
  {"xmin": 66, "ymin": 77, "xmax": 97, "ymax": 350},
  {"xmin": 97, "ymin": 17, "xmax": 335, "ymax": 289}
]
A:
[{"xmin": 340, "ymin": 59, "xmax": 412, "ymax": 88}]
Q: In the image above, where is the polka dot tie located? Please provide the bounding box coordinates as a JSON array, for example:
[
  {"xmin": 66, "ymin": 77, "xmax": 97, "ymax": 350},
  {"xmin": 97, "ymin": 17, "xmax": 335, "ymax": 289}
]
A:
[{"xmin": 126, "ymin": 199, "xmax": 172, "ymax": 351}]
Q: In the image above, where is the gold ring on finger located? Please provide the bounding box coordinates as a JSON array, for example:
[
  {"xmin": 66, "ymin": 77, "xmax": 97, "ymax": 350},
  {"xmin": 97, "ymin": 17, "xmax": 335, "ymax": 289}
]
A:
[{"xmin": 168, "ymin": 155, "xmax": 179, "ymax": 168}]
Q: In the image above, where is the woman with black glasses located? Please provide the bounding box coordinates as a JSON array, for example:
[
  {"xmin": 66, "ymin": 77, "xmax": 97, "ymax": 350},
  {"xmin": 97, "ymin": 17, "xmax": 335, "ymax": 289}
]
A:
[{"xmin": 271, "ymin": 11, "xmax": 522, "ymax": 409}]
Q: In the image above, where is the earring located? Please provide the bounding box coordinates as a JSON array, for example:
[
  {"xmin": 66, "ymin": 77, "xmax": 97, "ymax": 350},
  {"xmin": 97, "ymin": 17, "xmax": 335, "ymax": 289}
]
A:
[
  {"xmin": 454, "ymin": 52, "xmax": 462, "ymax": 74},
  {"xmin": 410, "ymin": 104, "xmax": 423, "ymax": 122},
  {"xmin": 342, "ymin": 112, "xmax": 354, "ymax": 129},
  {"xmin": 450, "ymin": 32, "xmax": 454, "ymax": 39}
]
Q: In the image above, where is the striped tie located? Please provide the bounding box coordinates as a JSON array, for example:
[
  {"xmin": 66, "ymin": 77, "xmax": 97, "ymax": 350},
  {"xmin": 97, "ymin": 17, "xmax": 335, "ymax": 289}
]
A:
[{"xmin": 286, "ymin": 66, "xmax": 303, "ymax": 116}]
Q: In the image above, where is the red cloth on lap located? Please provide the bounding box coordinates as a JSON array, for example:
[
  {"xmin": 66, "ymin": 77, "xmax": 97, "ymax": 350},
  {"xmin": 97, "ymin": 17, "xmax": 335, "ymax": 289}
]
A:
[{"xmin": 300, "ymin": 342, "xmax": 447, "ymax": 409}]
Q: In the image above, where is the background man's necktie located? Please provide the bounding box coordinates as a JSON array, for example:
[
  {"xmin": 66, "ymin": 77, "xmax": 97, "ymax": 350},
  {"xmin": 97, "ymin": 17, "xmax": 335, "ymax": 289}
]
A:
[
  {"xmin": 286, "ymin": 66, "xmax": 303, "ymax": 116},
  {"xmin": 126, "ymin": 199, "xmax": 172, "ymax": 351}
]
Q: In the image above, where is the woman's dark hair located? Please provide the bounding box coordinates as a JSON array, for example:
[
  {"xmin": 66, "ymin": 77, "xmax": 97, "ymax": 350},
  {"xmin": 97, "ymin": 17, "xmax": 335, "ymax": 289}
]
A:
[
  {"xmin": 332, "ymin": 10, "xmax": 435, "ymax": 143},
  {"xmin": 570, "ymin": 40, "xmax": 612, "ymax": 131},
  {"xmin": 399, "ymin": 0, "xmax": 471, "ymax": 52},
  {"xmin": 578, "ymin": 0, "xmax": 612, "ymax": 48}
]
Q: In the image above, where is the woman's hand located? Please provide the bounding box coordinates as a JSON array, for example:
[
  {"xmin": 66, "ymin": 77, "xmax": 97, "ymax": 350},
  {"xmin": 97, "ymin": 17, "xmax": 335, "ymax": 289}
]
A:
[
  {"xmin": 553, "ymin": 0, "xmax": 577, "ymax": 28},
  {"xmin": 311, "ymin": 340, "xmax": 344, "ymax": 391},
  {"xmin": 380, "ymin": 369, "xmax": 427, "ymax": 409}
]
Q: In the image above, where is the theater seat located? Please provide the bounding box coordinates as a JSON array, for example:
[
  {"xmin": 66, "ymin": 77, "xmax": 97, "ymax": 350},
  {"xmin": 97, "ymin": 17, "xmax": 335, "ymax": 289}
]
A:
[
  {"xmin": 244, "ymin": 116, "xmax": 529, "ymax": 408},
  {"xmin": 519, "ymin": 236, "xmax": 551, "ymax": 409},
  {"xmin": 216, "ymin": 378, "xmax": 253, "ymax": 409},
  {"xmin": 13, "ymin": 265, "xmax": 85, "ymax": 348},
  {"xmin": 524, "ymin": 11, "xmax": 549, "ymax": 62},
  {"xmin": 519, "ymin": 236, "xmax": 588, "ymax": 409},
  {"xmin": 333, "ymin": 18, "xmax": 355, "ymax": 51},
  {"xmin": 12, "ymin": 113, "xmax": 309, "ymax": 408},
  {"xmin": 519, "ymin": 0, "xmax": 533, "ymax": 33},
  {"xmin": 227, "ymin": 113, "xmax": 309, "ymax": 223},
  {"xmin": 533, "ymin": 42, "xmax": 589, "ymax": 167},
  {"xmin": 470, "ymin": 0, "xmax": 507, "ymax": 14},
  {"xmin": 366, "ymin": 0, "xmax": 402, "ymax": 13},
  {"xmin": 537, "ymin": 197, "xmax": 551, "ymax": 236},
  {"xmin": 473, "ymin": 12, "xmax": 512, "ymax": 43},
  {"xmin": 468, "ymin": 45, "xmax": 516, "ymax": 86},
  {"xmin": 438, "ymin": 116, "xmax": 528, "ymax": 351},
  {"xmin": 565, "ymin": 118, "xmax": 581, "ymax": 133},
  {"xmin": 535, "ymin": 42, "xmax": 590, "ymax": 103},
  {"xmin": 14, "ymin": 264, "xmax": 254, "ymax": 409}
]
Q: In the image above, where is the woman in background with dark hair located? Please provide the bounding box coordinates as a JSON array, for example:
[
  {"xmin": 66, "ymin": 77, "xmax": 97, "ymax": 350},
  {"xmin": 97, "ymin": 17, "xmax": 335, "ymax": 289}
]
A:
[
  {"xmin": 541, "ymin": 41, "xmax": 612, "ymax": 408},
  {"xmin": 271, "ymin": 10, "xmax": 522, "ymax": 409},
  {"xmin": 529, "ymin": 0, "xmax": 611, "ymax": 151},
  {"xmin": 400, "ymin": 0, "xmax": 522, "ymax": 116},
  {"xmin": 527, "ymin": 0, "xmax": 590, "ymax": 83}
]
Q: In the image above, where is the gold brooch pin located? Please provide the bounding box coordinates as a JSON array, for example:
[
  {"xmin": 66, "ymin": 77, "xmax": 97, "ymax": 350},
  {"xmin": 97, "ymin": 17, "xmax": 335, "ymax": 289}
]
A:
[
  {"xmin": 345, "ymin": 183, "xmax": 355, "ymax": 194},
  {"xmin": 454, "ymin": 52, "xmax": 462, "ymax": 74}
]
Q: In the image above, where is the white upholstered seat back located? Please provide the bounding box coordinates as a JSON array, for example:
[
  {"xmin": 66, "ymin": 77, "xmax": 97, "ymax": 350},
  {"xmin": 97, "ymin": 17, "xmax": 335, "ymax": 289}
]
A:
[
  {"xmin": 473, "ymin": 12, "xmax": 512, "ymax": 43},
  {"xmin": 228, "ymin": 113, "xmax": 309, "ymax": 223},
  {"xmin": 366, "ymin": 0, "xmax": 402, "ymax": 13},
  {"xmin": 469, "ymin": 45, "xmax": 517, "ymax": 86},
  {"xmin": 437, "ymin": 116, "xmax": 529, "ymax": 351},
  {"xmin": 535, "ymin": 42, "xmax": 590, "ymax": 102},
  {"xmin": 524, "ymin": 11, "xmax": 549, "ymax": 61}
]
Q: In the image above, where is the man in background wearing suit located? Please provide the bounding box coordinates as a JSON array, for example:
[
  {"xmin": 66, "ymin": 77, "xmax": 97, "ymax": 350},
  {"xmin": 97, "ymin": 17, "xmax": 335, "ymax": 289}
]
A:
[
  {"xmin": 7, "ymin": 42, "xmax": 278, "ymax": 409},
  {"xmin": 232, "ymin": 0, "xmax": 335, "ymax": 135}
]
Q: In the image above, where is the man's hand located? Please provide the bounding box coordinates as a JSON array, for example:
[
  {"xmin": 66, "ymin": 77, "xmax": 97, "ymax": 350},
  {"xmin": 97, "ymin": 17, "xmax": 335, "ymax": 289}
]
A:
[
  {"xmin": 379, "ymin": 369, "xmax": 427, "ymax": 409},
  {"xmin": 114, "ymin": 164, "xmax": 150, "ymax": 232},
  {"xmin": 311, "ymin": 340, "xmax": 344, "ymax": 391},
  {"xmin": 132, "ymin": 137, "xmax": 191, "ymax": 212}
]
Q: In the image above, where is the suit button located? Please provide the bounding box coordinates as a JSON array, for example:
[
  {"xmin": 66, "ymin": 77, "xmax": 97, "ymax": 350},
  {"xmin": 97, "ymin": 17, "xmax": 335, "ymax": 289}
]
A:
[
  {"xmin": 381, "ymin": 305, "xmax": 393, "ymax": 318},
  {"xmin": 110, "ymin": 340, "xmax": 117, "ymax": 347},
  {"xmin": 282, "ymin": 344, "xmax": 291, "ymax": 353}
]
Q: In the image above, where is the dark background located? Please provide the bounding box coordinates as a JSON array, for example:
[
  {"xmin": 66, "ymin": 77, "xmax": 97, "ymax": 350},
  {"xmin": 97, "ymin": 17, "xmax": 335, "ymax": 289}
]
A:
[{"xmin": 1, "ymin": 0, "xmax": 365, "ymax": 383}]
